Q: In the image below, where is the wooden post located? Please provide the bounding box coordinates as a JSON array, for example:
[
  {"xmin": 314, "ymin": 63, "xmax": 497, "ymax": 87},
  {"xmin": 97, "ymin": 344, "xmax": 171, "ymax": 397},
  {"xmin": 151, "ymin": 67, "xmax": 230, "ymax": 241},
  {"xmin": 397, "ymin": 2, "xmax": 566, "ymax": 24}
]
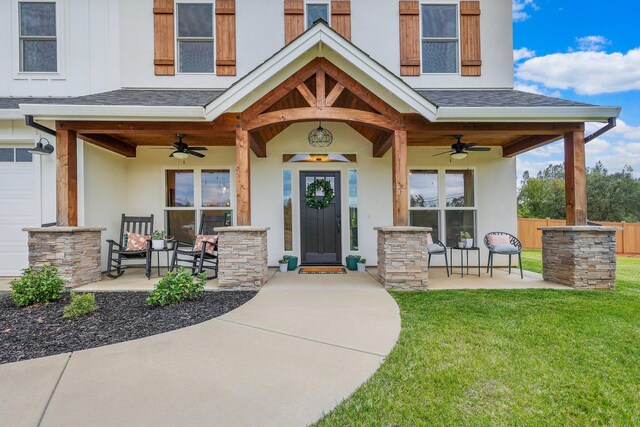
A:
[
  {"xmin": 56, "ymin": 128, "xmax": 78, "ymax": 226},
  {"xmin": 564, "ymin": 130, "xmax": 587, "ymax": 226},
  {"xmin": 236, "ymin": 128, "xmax": 251, "ymax": 226},
  {"xmin": 392, "ymin": 130, "xmax": 408, "ymax": 226}
]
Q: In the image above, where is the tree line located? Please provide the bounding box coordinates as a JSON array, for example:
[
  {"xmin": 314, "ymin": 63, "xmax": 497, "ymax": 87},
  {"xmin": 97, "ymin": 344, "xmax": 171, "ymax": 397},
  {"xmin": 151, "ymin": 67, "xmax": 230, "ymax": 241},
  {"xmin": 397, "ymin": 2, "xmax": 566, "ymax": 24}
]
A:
[{"xmin": 518, "ymin": 162, "xmax": 640, "ymax": 222}]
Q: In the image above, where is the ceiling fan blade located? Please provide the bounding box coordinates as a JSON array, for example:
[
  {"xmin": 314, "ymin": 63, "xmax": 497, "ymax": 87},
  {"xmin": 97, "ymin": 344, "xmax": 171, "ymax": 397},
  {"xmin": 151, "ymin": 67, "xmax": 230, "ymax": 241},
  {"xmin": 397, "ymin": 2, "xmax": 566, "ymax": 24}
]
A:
[
  {"xmin": 467, "ymin": 147, "xmax": 491, "ymax": 151},
  {"xmin": 188, "ymin": 147, "xmax": 208, "ymax": 151},
  {"xmin": 463, "ymin": 143, "xmax": 477, "ymax": 149},
  {"xmin": 432, "ymin": 151, "xmax": 453, "ymax": 157},
  {"xmin": 186, "ymin": 150, "xmax": 205, "ymax": 158},
  {"xmin": 148, "ymin": 147, "xmax": 174, "ymax": 150}
]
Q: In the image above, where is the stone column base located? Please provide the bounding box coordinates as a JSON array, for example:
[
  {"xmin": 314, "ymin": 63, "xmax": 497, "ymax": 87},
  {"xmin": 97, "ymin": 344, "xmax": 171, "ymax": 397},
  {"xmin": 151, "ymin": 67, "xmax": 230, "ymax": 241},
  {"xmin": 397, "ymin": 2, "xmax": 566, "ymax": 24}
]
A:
[
  {"xmin": 540, "ymin": 226, "xmax": 619, "ymax": 290},
  {"xmin": 215, "ymin": 226, "xmax": 269, "ymax": 290},
  {"xmin": 375, "ymin": 226, "xmax": 431, "ymax": 290},
  {"xmin": 23, "ymin": 227, "xmax": 106, "ymax": 288}
]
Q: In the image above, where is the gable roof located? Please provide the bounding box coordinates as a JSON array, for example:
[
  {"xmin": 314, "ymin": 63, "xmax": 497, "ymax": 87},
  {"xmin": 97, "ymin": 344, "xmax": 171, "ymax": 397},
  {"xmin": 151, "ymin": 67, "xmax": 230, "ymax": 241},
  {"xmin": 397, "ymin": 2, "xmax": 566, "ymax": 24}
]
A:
[{"xmin": 14, "ymin": 22, "xmax": 619, "ymax": 123}]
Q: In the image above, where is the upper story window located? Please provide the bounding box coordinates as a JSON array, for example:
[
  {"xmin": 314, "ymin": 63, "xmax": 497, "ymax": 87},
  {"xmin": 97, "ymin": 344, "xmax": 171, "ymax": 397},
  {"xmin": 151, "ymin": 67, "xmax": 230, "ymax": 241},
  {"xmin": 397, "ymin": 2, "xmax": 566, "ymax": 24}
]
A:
[
  {"xmin": 19, "ymin": 2, "xmax": 57, "ymax": 72},
  {"xmin": 176, "ymin": 3, "xmax": 215, "ymax": 73},
  {"xmin": 421, "ymin": 4, "xmax": 459, "ymax": 74},
  {"xmin": 306, "ymin": 3, "xmax": 329, "ymax": 28}
]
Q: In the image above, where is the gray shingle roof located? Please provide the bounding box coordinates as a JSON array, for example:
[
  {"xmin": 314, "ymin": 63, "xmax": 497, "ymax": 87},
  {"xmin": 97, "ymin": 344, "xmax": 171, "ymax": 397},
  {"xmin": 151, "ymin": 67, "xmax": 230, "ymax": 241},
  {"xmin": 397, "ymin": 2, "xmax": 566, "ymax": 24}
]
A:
[
  {"xmin": 416, "ymin": 89, "xmax": 594, "ymax": 108},
  {"xmin": 0, "ymin": 89, "xmax": 226, "ymax": 109}
]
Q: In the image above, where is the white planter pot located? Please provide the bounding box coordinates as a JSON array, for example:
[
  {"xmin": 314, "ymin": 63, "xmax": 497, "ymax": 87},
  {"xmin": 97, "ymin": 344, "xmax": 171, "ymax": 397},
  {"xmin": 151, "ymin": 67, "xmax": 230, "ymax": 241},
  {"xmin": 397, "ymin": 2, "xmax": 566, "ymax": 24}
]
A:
[
  {"xmin": 465, "ymin": 239, "xmax": 474, "ymax": 248},
  {"xmin": 357, "ymin": 263, "xmax": 366, "ymax": 272},
  {"xmin": 457, "ymin": 241, "xmax": 465, "ymax": 249},
  {"xmin": 279, "ymin": 264, "xmax": 288, "ymax": 273},
  {"xmin": 152, "ymin": 240, "xmax": 165, "ymax": 250}
]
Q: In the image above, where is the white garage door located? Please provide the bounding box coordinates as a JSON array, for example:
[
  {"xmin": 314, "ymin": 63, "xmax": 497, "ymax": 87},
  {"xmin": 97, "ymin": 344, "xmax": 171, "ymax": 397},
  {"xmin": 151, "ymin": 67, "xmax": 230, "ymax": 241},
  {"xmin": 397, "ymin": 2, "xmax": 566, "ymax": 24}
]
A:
[{"xmin": 0, "ymin": 147, "xmax": 39, "ymax": 276}]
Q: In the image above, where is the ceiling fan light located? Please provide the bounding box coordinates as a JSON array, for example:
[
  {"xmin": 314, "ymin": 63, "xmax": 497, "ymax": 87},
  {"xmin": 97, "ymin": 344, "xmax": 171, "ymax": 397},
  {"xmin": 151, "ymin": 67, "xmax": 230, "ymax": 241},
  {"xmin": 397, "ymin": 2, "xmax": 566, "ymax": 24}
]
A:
[
  {"xmin": 450, "ymin": 152, "xmax": 468, "ymax": 160},
  {"xmin": 172, "ymin": 151, "xmax": 189, "ymax": 160}
]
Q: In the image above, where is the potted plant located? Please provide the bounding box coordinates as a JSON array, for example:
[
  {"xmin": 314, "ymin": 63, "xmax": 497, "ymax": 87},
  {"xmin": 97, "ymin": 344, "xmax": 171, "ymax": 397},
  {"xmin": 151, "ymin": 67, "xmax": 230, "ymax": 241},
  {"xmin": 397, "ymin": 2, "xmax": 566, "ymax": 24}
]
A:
[
  {"xmin": 346, "ymin": 255, "xmax": 361, "ymax": 270},
  {"xmin": 283, "ymin": 255, "xmax": 298, "ymax": 271},
  {"xmin": 458, "ymin": 231, "xmax": 473, "ymax": 248},
  {"xmin": 357, "ymin": 258, "xmax": 367, "ymax": 272},
  {"xmin": 151, "ymin": 230, "xmax": 167, "ymax": 250},
  {"xmin": 278, "ymin": 258, "xmax": 288, "ymax": 273}
]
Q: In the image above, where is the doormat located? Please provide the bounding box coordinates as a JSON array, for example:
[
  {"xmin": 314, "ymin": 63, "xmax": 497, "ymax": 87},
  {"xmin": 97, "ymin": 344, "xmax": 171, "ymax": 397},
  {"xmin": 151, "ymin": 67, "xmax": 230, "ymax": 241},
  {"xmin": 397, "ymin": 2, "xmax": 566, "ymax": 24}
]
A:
[{"xmin": 299, "ymin": 266, "xmax": 347, "ymax": 274}]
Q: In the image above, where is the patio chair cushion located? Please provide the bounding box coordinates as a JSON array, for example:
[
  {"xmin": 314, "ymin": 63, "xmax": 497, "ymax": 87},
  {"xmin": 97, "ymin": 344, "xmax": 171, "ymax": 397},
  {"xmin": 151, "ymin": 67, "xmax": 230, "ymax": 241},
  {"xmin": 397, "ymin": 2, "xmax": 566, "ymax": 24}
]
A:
[
  {"xmin": 490, "ymin": 244, "xmax": 520, "ymax": 254},
  {"xmin": 487, "ymin": 234, "xmax": 511, "ymax": 246},
  {"xmin": 428, "ymin": 243, "xmax": 445, "ymax": 254},
  {"xmin": 193, "ymin": 235, "xmax": 218, "ymax": 256},
  {"xmin": 426, "ymin": 233, "xmax": 434, "ymax": 245},
  {"xmin": 126, "ymin": 231, "xmax": 150, "ymax": 251}
]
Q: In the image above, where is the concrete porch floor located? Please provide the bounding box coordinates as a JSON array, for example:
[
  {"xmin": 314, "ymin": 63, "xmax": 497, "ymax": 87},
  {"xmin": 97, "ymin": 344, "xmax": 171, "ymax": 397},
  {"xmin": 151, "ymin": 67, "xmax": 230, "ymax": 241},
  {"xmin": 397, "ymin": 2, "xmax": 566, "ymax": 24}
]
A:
[{"xmin": 422, "ymin": 267, "xmax": 570, "ymax": 290}]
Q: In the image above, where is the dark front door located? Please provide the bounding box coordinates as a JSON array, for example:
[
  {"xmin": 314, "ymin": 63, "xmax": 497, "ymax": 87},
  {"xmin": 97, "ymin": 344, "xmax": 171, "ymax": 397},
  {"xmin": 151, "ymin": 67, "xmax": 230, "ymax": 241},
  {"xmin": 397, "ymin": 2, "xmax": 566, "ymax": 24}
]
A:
[{"xmin": 300, "ymin": 171, "xmax": 342, "ymax": 265}]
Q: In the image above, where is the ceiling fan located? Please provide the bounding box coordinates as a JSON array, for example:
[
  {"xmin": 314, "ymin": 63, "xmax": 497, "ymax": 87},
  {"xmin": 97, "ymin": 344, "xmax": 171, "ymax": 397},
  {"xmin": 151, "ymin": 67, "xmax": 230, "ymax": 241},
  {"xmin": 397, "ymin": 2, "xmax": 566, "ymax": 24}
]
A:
[
  {"xmin": 432, "ymin": 135, "xmax": 491, "ymax": 160},
  {"xmin": 154, "ymin": 134, "xmax": 208, "ymax": 159}
]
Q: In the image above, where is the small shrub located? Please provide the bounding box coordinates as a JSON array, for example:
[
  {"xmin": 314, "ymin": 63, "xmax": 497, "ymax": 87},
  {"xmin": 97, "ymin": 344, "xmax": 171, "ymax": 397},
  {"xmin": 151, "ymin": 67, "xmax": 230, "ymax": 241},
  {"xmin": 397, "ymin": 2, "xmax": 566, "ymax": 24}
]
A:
[
  {"xmin": 147, "ymin": 268, "xmax": 206, "ymax": 307},
  {"xmin": 10, "ymin": 265, "xmax": 65, "ymax": 307},
  {"xmin": 63, "ymin": 292, "xmax": 97, "ymax": 319}
]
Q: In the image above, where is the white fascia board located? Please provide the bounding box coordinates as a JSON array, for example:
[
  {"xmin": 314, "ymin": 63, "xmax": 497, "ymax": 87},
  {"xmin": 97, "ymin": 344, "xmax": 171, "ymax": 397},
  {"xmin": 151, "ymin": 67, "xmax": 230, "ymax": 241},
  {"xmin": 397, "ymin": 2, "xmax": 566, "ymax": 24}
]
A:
[
  {"xmin": 18, "ymin": 104, "xmax": 206, "ymax": 121},
  {"xmin": 203, "ymin": 23, "xmax": 439, "ymax": 121},
  {"xmin": 436, "ymin": 106, "xmax": 622, "ymax": 123},
  {"xmin": 0, "ymin": 109, "xmax": 24, "ymax": 120}
]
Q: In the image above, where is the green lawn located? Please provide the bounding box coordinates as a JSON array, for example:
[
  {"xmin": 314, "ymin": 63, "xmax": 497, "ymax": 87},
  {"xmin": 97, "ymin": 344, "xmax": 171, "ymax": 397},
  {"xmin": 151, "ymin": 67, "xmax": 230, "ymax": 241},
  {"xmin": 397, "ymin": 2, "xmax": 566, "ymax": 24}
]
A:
[{"xmin": 317, "ymin": 252, "xmax": 640, "ymax": 426}]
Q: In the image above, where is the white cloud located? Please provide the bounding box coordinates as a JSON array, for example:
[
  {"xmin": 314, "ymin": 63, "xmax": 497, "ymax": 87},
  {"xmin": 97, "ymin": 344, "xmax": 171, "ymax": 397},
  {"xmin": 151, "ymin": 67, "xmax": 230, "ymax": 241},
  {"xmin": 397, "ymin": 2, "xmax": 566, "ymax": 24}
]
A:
[
  {"xmin": 514, "ymin": 47, "xmax": 536, "ymax": 62},
  {"xmin": 516, "ymin": 48, "xmax": 640, "ymax": 95},
  {"xmin": 513, "ymin": 81, "xmax": 562, "ymax": 98},
  {"xmin": 513, "ymin": 0, "xmax": 538, "ymax": 22},
  {"xmin": 574, "ymin": 35, "xmax": 611, "ymax": 52}
]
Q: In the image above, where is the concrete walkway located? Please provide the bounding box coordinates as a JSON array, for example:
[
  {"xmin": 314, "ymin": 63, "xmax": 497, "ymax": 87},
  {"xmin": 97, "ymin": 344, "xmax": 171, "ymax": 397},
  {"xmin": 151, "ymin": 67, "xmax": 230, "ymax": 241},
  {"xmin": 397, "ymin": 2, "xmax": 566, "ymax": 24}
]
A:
[{"xmin": 0, "ymin": 271, "xmax": 400, "ymax": 427}]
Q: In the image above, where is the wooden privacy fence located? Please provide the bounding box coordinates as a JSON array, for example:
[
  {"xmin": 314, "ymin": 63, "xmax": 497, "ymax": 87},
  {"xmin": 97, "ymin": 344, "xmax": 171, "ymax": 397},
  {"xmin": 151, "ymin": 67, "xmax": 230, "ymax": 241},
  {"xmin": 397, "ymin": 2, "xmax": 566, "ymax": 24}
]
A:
[{"xmin": 518, "ymin": 218, "xmax": 640, "ymax": 255}]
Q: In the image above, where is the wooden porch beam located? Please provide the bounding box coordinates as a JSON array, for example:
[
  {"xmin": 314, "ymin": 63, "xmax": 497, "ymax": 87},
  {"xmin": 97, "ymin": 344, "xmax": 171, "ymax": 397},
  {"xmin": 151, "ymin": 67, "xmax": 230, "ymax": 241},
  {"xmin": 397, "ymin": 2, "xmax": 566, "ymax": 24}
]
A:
[
  {"xmin": 325, "ymin": 83, "xmax": 345, "ymax": 107},
  {"xmin": 80, "ymin": 134, "xmax": 137, "ymax": 157},
  {"xmin": 56, "ymin": 117, "xmax": 239, "ymax": 134},
  {"xmin": 392, "ymin": 130, "xmax": 408, "ymax": 226},
  {"xmin": 249, "ymin": 132, "xmax": 267, "ymax": 158},
  {"xmin": 316, "ymin": 70, "xmax": 326, "ymax": 108},
  {"xmin": 402, "ymin": 116, "xmax": 585, "ymax": 134},
  {"xmin": 564, "ymin": 130, "xmax": 587, "ymax": 226},
  {"xmin": 296, "ymin": 83, "xmax": 316, "ymax": 107},
  {"xmin": 56, "ymin": 129, "xmax": 78, "ymax": 226},
  {"xmin": 245, "ymin": 107, "xmax": 399, "ymax": 132},
  {"xmin": 373, "ymin": 133, "xmax": 393, "ymax": 158},
  {"xmin": 236, "ymin": 128, "xmax": 251, "ymax": 226},
  {"xmin": 502, "ymin": 134, "xmax": 562, "ymax": 158}
]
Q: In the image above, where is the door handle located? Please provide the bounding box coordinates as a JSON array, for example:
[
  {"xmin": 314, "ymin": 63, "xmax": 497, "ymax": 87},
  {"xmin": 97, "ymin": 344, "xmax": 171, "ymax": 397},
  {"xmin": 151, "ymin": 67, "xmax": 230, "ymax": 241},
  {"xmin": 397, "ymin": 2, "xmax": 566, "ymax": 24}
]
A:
[{"xmin": 337, "ymin": 214, "xmax": 341, "ymax": 233}]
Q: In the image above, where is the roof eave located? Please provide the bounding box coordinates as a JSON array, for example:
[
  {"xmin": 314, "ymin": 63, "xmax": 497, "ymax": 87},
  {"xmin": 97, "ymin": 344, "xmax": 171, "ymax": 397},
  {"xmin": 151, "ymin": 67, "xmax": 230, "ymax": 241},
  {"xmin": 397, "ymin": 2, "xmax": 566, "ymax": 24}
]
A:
[
  {"xmin": 18, "ymin": 104, "xmax": 207, "ymax": 122},
  {"xmin": 0, "ymin": 109, "xmax": 24, "ymax": 120},
  {"xmin": 435, "ymin": 106, "xmax": 622, "ymax": 123}
]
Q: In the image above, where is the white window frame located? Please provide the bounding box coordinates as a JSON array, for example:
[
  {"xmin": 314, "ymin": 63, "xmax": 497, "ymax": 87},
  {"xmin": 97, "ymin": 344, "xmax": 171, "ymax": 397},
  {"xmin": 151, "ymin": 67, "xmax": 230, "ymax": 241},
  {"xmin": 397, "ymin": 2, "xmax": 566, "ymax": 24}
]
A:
[
  {"xmin": 163, "ymin": 167, "xmax": 234, "ymax": 238},
  {"xmin": 175, "ymin": 0, "xmax": 216, "ymax": 75},
  {"xmin": 408, "ymin": 167, "xmax": 477, "ymax": 245},
  {"xmin": 419, "ymin": 1, "xmax": 460, "ymax": 75},
  {"xmin": 305, "ymin": 0, "xmax": 330, "ymax": 29},
  {"xmin": 12, "ymin": 0, "xmax": 66, "ymax": 79}
]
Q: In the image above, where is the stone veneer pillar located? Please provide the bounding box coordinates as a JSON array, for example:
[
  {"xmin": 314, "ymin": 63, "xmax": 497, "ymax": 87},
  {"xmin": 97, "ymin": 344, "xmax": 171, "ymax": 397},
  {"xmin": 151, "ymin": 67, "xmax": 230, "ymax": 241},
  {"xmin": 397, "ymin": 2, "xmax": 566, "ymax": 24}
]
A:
[
  {"xmin": 215, "ymin": 226, "xmax": 269, "ymax": 290},
  {"xmin": 540, "ymin": 226, "xmax": 619, "ymax": 290},
  {"xmin": 23, "ymin": 227, "xmax": 106, "ymax": 288},
  {"xmin": 375, "ymin": 226, "xmax": 431, "ymax": 290}
]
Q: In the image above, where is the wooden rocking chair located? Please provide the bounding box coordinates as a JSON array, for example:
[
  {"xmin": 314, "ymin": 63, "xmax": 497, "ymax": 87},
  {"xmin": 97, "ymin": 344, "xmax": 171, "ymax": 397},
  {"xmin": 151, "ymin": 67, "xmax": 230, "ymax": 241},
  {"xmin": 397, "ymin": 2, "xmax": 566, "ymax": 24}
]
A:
[
  {"xmin": 106, "ymin": 214, "xmax": 154, "ymax": 279},
  {"xmin": 169, "ymin": 213, "xmax": 228, "ymax": 280}
]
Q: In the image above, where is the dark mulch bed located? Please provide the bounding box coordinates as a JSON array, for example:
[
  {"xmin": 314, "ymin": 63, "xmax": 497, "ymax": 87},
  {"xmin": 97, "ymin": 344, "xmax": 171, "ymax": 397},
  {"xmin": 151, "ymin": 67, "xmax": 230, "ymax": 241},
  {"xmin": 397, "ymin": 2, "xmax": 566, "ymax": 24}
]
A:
[{"xmin": 0, "ymin": 291, "xmax": 257, "ymax": 365}]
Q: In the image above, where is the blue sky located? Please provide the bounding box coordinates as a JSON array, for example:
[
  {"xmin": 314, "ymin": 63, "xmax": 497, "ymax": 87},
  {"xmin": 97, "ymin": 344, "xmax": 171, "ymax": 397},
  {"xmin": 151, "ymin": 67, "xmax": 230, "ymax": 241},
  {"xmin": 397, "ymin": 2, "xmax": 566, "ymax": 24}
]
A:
[{"xmin": 512, "ymin": 0, "xmax": 640, "ymax": 181}]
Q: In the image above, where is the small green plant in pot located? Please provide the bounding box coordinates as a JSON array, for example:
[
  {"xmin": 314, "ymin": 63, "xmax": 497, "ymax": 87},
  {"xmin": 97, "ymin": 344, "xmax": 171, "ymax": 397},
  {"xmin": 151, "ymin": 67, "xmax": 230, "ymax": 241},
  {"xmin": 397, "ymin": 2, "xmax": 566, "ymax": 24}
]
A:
[
  {"xmin": 278, "ymin": 258, "xmax": 288, "ymax": 273},
  {"xmin": 357, "ymin": 258, "xmax": 367, "ymax": 272},
  {"xmin": 147, "ymin": 267, "xmax": 206, "ymax": 307},
  {"xmin": 10, "ymin": 265, "xmax": 65, "ymax": 307},
  {"xmin": 346, "ymin": 255, "xmax": 361, "ymax": 270},
  {"xmin": 151, "ymin": 229, "xmax": 167, "ymax": 250},
  {"xmin": 63, "ymin": 292, "xmax": 98, "ymax": 319},
  {"xmin": 458, "ymin": 231, "xmax": 473, "ymax": 248}
]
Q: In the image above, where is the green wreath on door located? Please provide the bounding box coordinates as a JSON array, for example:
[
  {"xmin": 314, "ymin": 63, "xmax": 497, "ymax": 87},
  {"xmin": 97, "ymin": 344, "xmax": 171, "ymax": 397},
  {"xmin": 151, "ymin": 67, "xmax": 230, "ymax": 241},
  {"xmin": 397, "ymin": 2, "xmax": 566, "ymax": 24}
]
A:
[{"xmin": 305, "ymin": 179, "xmax": 335, "ymax": 209}]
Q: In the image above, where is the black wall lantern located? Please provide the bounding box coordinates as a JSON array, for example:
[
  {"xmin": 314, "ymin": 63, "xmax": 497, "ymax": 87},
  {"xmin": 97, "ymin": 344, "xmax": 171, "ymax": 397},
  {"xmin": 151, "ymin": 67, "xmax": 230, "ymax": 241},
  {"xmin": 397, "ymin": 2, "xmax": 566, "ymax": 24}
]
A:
[{"xmin": 29, "ymin": 137, "xmax": 55, "ymax": 156}]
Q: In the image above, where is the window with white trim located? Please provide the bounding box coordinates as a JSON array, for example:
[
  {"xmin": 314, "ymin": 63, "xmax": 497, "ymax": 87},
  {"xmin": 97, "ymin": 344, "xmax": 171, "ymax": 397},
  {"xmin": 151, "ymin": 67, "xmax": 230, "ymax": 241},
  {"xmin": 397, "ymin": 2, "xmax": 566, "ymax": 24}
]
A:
[
  {"xmin": 409, "ymin": 169, "xmax": 475, "ymax": 245},
  {"xmin": 421, "ymin": 4, "xmax": 459, "ymax": 74},
  {"xmin": 19, "ymin": 2, "xmax": 57, "ymax": 72},
  {"xmin": 0, "ymin": 147, "xmax": 33, "ymax": 162},
  {"xmin": 176, "ymin": 2, "xmax": 215, "ymax": 73},
  {"xmin": 306, "ymin": 2, "xmax": 329, "ymax": 28},
  {"xmin": 165, "ymin": 169, "xmax": 232, "ymax": 243}
]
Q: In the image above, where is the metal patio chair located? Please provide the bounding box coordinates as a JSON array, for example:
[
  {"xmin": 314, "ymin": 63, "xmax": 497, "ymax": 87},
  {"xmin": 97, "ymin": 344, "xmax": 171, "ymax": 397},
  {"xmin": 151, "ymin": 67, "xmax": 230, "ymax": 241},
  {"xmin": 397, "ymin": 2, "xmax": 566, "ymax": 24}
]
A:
[
  {"xmin": 427, "ymin": 235, "xmax": 449, "ymax": 277},
  {"xmin": 483, "ymin": 232, "xmax": 523, "ymax": 279},
  {"xmin": 106, "ymin": 214, "xmax": 154, "ymax": 278},
  {"xmin": 169, "ymin": 213, "xmax": 228, "ymax": 280}
]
